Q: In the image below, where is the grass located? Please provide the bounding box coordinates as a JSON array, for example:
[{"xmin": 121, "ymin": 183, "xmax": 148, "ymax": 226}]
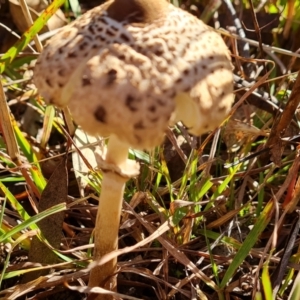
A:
[{"xmin": 1, "ymin": 0, "xmax": 300, "ymax": 299}]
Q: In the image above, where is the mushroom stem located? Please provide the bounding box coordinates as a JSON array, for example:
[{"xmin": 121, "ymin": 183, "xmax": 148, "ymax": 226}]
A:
[
  {"xmin": 89, "ymin": 170, "xmax": 126, "ymax": 292},
  {"xmin": 88, "ymin": 135, "xmax": 137, "ymax": 299},
  {"xmin": 105, "ymin": 134, "xmax": 130, "ymax": 166}
]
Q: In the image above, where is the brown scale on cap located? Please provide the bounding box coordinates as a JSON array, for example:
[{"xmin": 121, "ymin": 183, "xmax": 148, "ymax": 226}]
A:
[{"xmin": 34, "ymin": 0, "xmax": 234, "ymax": 149}]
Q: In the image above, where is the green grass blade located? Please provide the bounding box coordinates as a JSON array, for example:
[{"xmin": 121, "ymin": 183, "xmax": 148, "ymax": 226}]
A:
[
  {"xmin": 69, "ymin": 0, "xmax": 81, "ymax": 17},
  {"xmin": 197, "ymin": 229, "xmax": 242, "ymax": 249},
  {"xmin": 203, "ymin": 164, "xmax": 241, "ymax": 213},
  {"xmin": 0, "ymin": 181, "xmax": 36, "ymax": 227},
  {"xmin": 262, "ymin": 262, "xmax": 272, "ymax": 300},
  {"xmin": 0, "ymin": 203, "xmax": 66, "ymax": 243},
  {"xmin": 290, "ymin": 273, "xmax": 300, "ymax": 300},
  {"xmin": 0, "ymin": 230, "xmax": 34, "ymax": 288},
  {"xmin": 12, "ymin": 119, "xmax": 47, "ymax": 191},
  {"xmin": 220, "ymin": 199, "xmax": 275, "ymax": 288},
  {"xmin": 211, "ymin": 164, "xmax": 240, "ymax": 201},
  {"xmin": 255, "ymin": 292, "xmax": 263, "ymax": 300},
  {"xmin": 279, "ymin": 263, "xmax": 295, "ymax": 296},
  {"xmin": 0, "ymin": 197, "xmax": 6, "ymax": 231},
  {"xmin": 204, "ymin": 226, "xmax": 220, "ymax": 286},
  {"xmin": 0, "ymin": 0, "xmax": 66, "ymax": 73},
  {"xmin": 13, "ymin": 116, "xmax": 40, "ymax": 167}
]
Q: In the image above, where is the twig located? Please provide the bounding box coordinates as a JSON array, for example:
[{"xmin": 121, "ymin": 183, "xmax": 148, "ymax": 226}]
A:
[
  {"xmin": 262, "ymin": 71, "xmax": 300, "ymax": 165},
  {"xmin": 19, "ymin": 0, "xmax": 43, "ymax": 52},
  {"xmin": 222, "ymin": 0, "xmax": 255, "ymax": 78}
]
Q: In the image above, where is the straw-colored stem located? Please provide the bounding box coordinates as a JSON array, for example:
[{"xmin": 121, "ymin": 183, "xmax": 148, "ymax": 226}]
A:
[{"xmin": 88, "ymin": 136, "xmax": 130, "ymax": 300}]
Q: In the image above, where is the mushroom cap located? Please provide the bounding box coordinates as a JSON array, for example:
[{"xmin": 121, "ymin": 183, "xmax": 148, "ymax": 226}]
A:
[{"xmin": 34, "ymin": 0, "xmax": 234, "ymax": 149}]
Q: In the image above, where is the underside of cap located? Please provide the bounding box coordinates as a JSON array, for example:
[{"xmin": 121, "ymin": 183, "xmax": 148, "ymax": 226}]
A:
[{"xmin": 106, "ymin": 0, "xmax": 168, "ymax": 23}]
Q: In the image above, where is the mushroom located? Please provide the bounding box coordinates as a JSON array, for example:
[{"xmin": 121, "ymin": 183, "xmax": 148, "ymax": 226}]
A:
[{"xmin": 34, "ymin": 0, "xmax": 234, "ymax": 297}]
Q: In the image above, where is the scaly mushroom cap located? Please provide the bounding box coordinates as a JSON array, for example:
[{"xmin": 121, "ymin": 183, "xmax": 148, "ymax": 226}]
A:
[{"xmin": 34, "ymin": 0, "xmax": 234, "ymax": 149}]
